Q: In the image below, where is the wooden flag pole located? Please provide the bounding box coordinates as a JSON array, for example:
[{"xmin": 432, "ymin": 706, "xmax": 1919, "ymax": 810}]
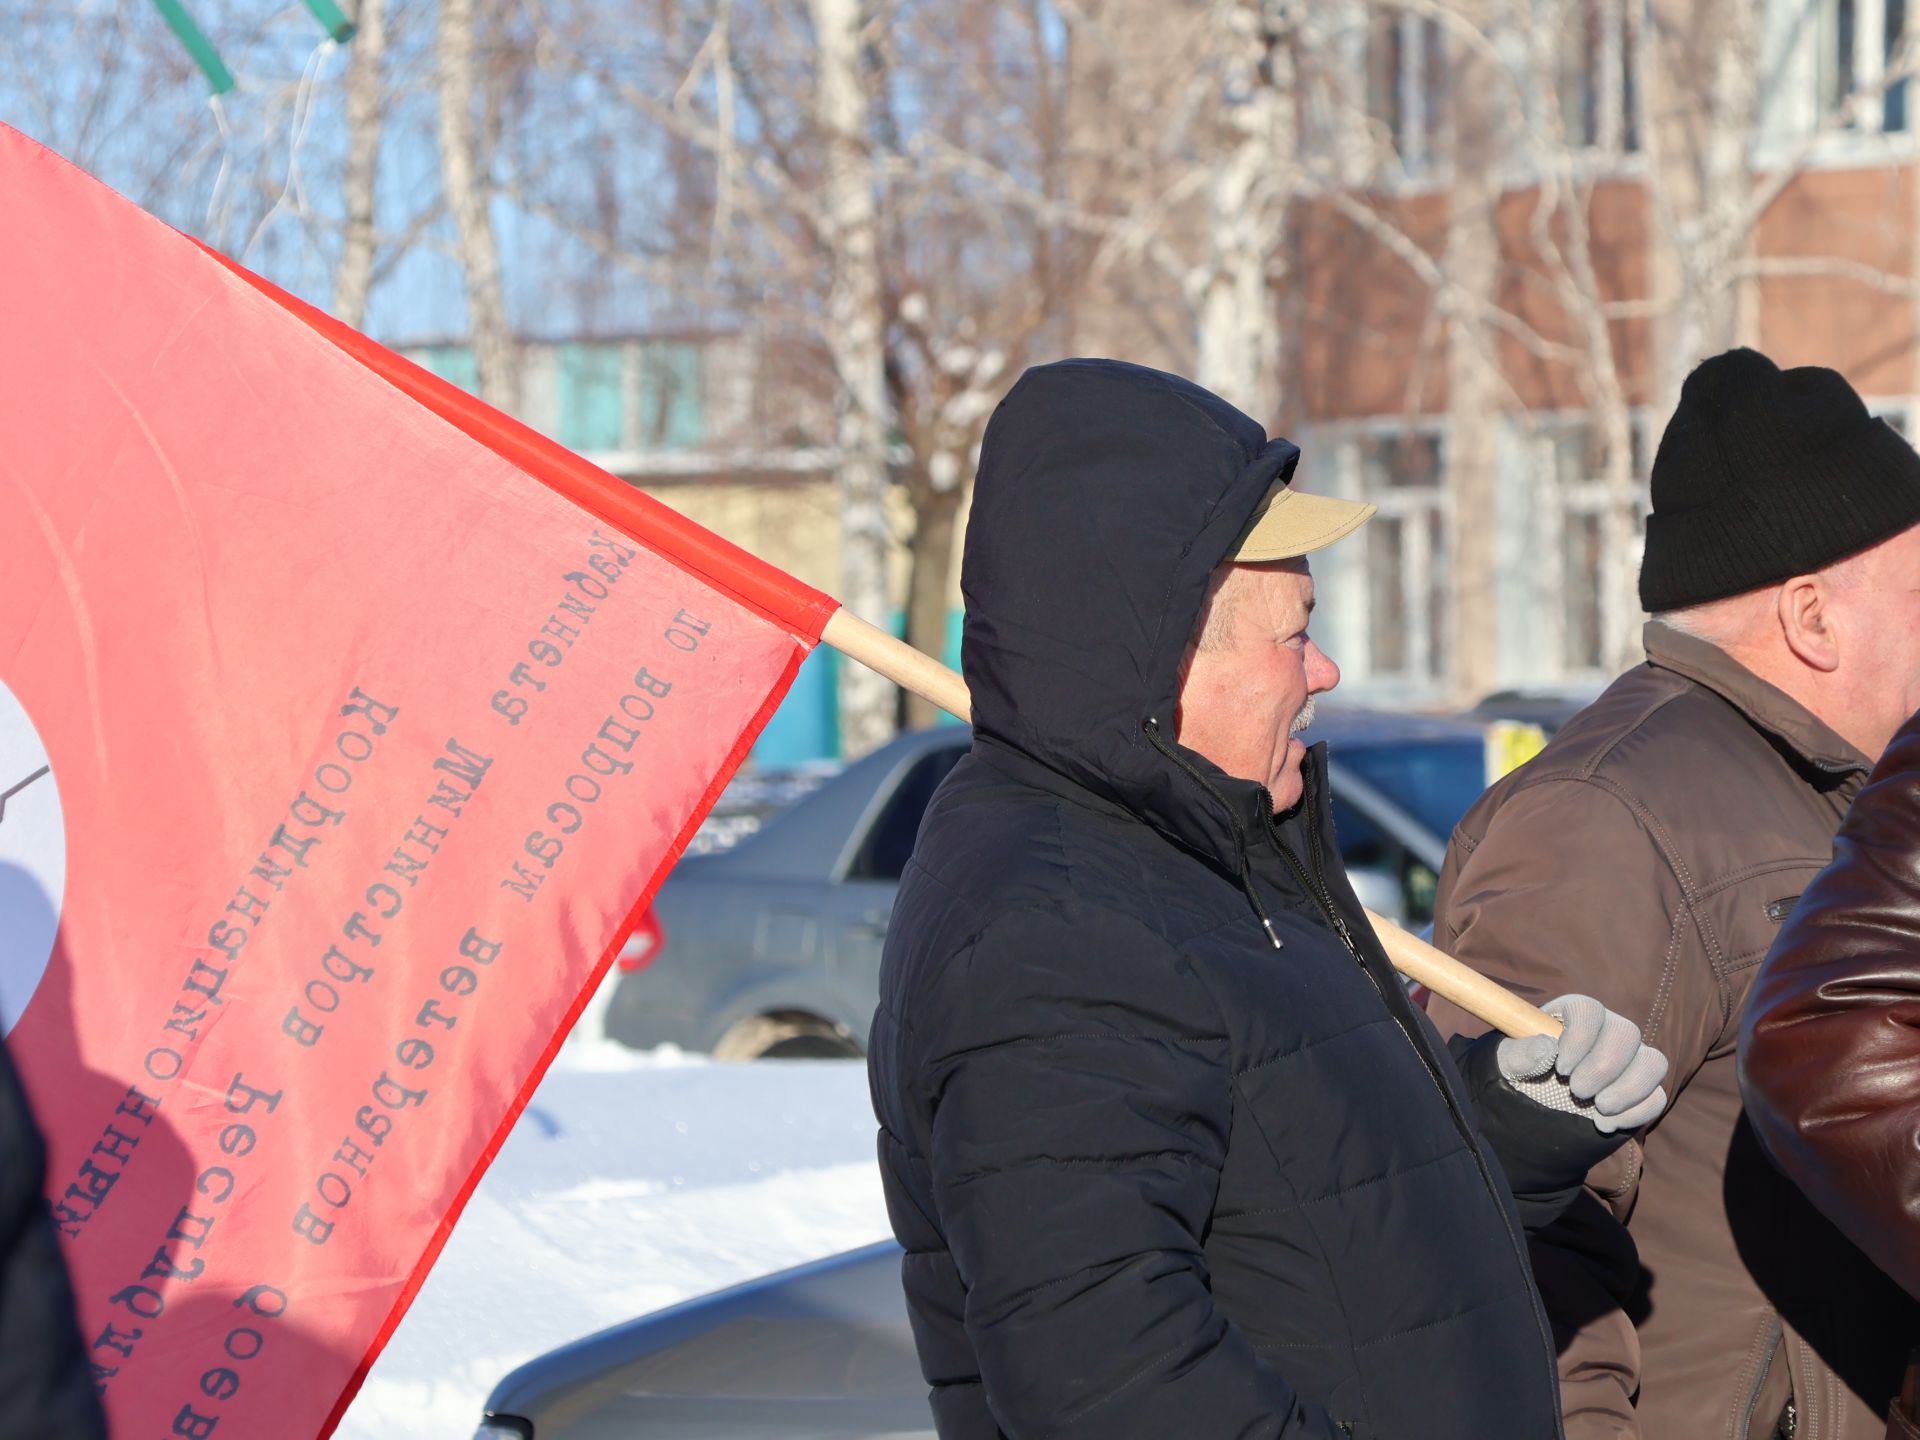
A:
[
  {"xmin": 819, "ymin": 607, "xmax": 1560, "ymax": 1040},
  {"xmin": 823, "ymin": 608, "xmax": 974, "ymax": 722}
]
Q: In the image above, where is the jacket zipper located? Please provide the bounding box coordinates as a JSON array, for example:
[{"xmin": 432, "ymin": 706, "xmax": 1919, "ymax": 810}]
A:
[
  {"xmin": 1736, "ymin": 1319, "xmax": 1788, "ymax": 1440},
  {"xmin": 1143, "ymin": 720, "xmax": 1284, "ymax": 948},
  {"xmin": 1144, "ymin": 720, "xmax": 1561, "ymax": 1436},
  {"xmin": 1270, "ymin": 771, "xmax": 1564, "ymax": 1439}
]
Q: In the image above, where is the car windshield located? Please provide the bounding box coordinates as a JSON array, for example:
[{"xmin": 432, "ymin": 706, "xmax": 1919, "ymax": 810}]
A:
[
  {"xmin": 1330, "ymin": 739, "xmax": 1486, "ymax": 840},
  {"xmin": 687, "ymin": 763, "xmax": 841, "ymax": 855}
]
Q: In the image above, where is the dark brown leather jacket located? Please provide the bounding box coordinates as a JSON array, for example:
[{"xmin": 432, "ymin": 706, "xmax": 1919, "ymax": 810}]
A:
[
  {"xmin": 1740, "ymin": 706, "xmax": 1920, "ymax": 1301},
  {"xmin": 1430, "ymin": 625, "xmax": 1918, "ymax": 1440}
]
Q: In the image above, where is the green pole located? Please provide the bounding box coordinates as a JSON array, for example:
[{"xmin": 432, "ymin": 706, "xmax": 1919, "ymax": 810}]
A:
[
  {"xmin": 300, "ymin": 0, "xmax": 358, "ymax": 43},
  {"xmin": 149, "ymin": 0, "xmax": 235, "ymax": 94}
]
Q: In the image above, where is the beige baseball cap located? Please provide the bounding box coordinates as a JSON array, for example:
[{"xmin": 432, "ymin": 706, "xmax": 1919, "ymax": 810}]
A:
[{"xmin": 1231, "ymin": 481, "xmax": 1377, "ymax": 562}]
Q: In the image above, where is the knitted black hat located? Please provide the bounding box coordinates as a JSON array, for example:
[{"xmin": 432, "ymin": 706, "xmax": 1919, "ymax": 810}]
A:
[{"xmin": 1639, "ymin": 348, "xmax": 1920, "ymax": 611}]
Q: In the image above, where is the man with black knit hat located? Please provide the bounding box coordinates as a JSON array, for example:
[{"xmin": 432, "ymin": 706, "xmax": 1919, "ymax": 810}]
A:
[{"xmin": 1428, "ymin": 347, "xmax": 1920, "ymax": 1440}]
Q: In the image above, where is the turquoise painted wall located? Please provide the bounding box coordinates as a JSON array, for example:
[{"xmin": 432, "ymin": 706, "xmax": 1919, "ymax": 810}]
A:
[
  {"xmin": 638, "ymin": 343, "xmax": 704, "ymax": 450},
  {"xmin": 749, "ymin": 608, "xmax": 966, "ymax": 767},
  {"xmin": 752, "ymin": 645, "xmax": 841, "ymax": 766},
  {"xmin": 417, "ymin": 345, "xmax": 479, "ymax": 393},
  {"xmin": 409, "ymin": 340, "xmax": 705, "ymax": 453},
  {"xmin": 555, "ymin": 343, "xmax": 625, "ymax": 451}
]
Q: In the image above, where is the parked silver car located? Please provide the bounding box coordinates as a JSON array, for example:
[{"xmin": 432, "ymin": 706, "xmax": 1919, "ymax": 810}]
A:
[
  {"xmin": 474, "ymin": 1242, "xmax": 925, "ymax": 1440},
  {"xmin": 603, "ymin": 709, "xmax": 1495, "ymax": 1059}
]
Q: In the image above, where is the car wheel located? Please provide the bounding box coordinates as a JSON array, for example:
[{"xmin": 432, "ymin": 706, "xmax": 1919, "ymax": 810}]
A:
[
  {"xmin": 714, "ymin": 1012, "xmax": 863, "ymax": 1061},
  {"xmin": 760, "ymin": 1031, "xmax": 863, "ymax": 1059}
]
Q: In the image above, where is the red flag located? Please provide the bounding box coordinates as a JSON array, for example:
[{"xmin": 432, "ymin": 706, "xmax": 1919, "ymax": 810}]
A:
[{"xmin": 0, "ymin": 124, "xmax": 837, "ymax": 1437}]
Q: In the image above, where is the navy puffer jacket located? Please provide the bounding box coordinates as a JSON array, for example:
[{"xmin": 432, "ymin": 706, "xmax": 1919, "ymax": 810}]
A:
[
  {"xmin": 0, "ymin": 1036, "xmax": 107, "ymax": 1440},
  {"xmin": 870, "ymin": 360, "xmax": 1567, "ymax": 1439}
]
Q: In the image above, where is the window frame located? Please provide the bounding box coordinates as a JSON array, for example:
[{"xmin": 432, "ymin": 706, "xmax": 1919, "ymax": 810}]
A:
[
  {"xmin": 1758, "ymin": 0, "xmax": 1918, "ymax": 165},
  {"xmin": 1322, "ymin": 416, "xmax": 1454, "ymax": 699},
  {"xmin": 1553, "ymin": 0, "xmax": 1640, "ymax": 156},
  {"xmin": 1819, "ymin": 0, "xmax": 1911, "ymax": 134},
  {"xmin": 1525, "ymin": 409, "xmax": 1651, "ymax": 683},
  {"xmin": 842, "ymin": 744, "xmax": 967, "ymax": 885},
  {"xmin": 1356, "ymin": 5, "xmax": 1452, "ymax": 184}
]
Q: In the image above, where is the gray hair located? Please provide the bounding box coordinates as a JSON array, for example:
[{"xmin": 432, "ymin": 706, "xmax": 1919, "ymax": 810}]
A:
[
  {"xmin": 1652, "ymin": 600, "xmax": 1750, "ymax": 646},
  {"xmin": 1192, "ymin": 567, "xmax": 1243, "ymax": 655},
  {"xmin": 1654, "ymin": 550, "xmax": 1869, "ymax": 646}
]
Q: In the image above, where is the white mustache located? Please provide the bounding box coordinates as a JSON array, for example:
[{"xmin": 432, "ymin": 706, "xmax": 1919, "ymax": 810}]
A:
[{"xmin": 1290, "ymin": 697, "xmax": 1317, "ymax": 736}]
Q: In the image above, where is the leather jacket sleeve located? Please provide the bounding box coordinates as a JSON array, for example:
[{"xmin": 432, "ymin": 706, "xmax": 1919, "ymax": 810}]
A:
[{"xmin": 1738, "ymin": 707, "xmax": 1920, "ymax": 1301}]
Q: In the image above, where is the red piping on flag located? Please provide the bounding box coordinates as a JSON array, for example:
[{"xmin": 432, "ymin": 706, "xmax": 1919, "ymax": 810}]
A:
[{"xmin": 193, "ymin": 241, "xmax": 840, "ymax": 646}]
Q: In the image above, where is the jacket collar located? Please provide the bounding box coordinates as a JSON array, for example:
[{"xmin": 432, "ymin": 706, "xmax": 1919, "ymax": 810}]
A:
[{"xmin": 1642, "ymin": 621, "xmax": 1872, "ymax": 779}]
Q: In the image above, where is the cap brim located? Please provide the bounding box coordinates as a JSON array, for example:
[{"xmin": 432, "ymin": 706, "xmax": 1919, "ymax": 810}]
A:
[{"xmin": 1232, "ymin": 486, "xmax": 1377, "ymax": 562}]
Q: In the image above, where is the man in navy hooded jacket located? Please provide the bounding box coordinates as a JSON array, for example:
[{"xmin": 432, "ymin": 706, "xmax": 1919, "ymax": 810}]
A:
[{"xmin": 869, "ymin": 360, "xmax": 1670, "ymax": 1439}]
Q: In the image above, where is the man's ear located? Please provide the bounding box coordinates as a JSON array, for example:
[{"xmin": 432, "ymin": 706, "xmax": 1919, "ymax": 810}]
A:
[{"xmin": 1778, "ymin": 575, "xmax": 1840, "ymax": 672}]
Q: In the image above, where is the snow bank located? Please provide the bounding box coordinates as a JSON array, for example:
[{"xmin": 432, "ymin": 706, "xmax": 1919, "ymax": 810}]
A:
[{"xmin": 333, "ymin": 1045, "xmax": 890, "ymax": 1439}]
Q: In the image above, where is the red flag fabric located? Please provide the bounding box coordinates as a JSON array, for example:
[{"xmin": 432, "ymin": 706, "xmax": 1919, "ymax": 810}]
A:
[{"xmin": 0, "ymin": 124, "xmax": 837, "ymax": 1437}]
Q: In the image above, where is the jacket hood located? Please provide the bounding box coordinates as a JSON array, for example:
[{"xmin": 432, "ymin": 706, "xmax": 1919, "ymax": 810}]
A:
[{"xmin": 961, "ymin": 358, "xmax": 1299, "ymax": 866}]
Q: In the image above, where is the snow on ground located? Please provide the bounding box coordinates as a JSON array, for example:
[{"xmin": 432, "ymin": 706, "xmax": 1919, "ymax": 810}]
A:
[{"xmin": 334, "ymin": 1038, "xmax": 891, "ymax": 1440}]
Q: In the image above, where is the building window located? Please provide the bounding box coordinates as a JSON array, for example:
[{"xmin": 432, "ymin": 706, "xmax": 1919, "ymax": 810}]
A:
[
  {"xmin": 1355, "ymin": 429, "xmax": 1449, "ymax": 686},
  {"xmin": 555, "ymin": 343, "xmax": 625, "ymax": 452},
  {"xmin": 1892, "ymin": 0, "xmax": 1911, "ymax": 131},
  {"xmin": 1818, "ymin": 0, "xmax": 1910, "ymax": 132},
  {"xmin": 415, "ymin": 344, "xmax": 480, "ymax": 395},
  {"xmin": 1366, "ymin": 10, "xmax": 1449, "ymax": 174},
  {"xmin": 635, "ymin": 342, "xmax": 706, "ymax": 450},
  {"xmin": 1821, "ymin": 0, "xmax": 1858, "ymax": 121},
  {"xmin": 1554, "ymin": 0, "xmax": 1640, "ymax": 153},
  {"xmin": 1540, "ymin": 417, "xmax": 1648, "ymax": 675}
]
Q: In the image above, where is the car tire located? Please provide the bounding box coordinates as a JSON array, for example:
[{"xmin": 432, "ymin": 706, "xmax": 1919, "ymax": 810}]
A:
[{"xmin": 714, "ymin": 1012, "xmax": 863, "ymax": 1061}]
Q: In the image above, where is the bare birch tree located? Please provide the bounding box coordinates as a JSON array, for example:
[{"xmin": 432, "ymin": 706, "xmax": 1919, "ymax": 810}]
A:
[
  {"xmin": 334, "ymin": 0, "xmax": 389, "ymax": 328},
  {"xmin": 1442, "ymin": 0, "xmax": 1506, "ymax": 701},
  {"xmin": 1491, "ymin": 0, "xmax": 1646, "ymax": 675},
  {"xmin": 438, "ymin": 0, "xmax": 515, "ymax": 408},
  {"xmin": 1191, "ymin": 1, "xmax": 1297, "ymax": 412},
  {"xmin": 878, "ymin": 0, "xmax": 1084, "ymax": 725},
  {"xmin": 505, "ymin": 0, "xmax": 1090, "ymax": 747},
  {"xmin": 1639, "ymin": 0, "xmax": 1760, "ymax": 422},
  {"xmin": 807, "ymin": 0, "xmax": 896, "ymax": 756},
  {"xmin": 1048, "ymin": 0, "xmax": 1316, "ymax": 425}
]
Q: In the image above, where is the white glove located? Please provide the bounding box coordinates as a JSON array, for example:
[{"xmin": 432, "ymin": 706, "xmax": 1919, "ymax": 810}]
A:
[{"xmin": 1496, "ymin": 994, "xmax": 1669, "ymax": 1134}]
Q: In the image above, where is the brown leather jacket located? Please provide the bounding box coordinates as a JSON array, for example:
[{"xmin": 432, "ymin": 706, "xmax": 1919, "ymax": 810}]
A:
[
  {"xmin": 1429, "ymin": 624, "xmax": 1919, "ymax": 1440},
  {"xmin": 1740, "ymin": 707, "xmax": 1920, "ymax": 1302}
]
